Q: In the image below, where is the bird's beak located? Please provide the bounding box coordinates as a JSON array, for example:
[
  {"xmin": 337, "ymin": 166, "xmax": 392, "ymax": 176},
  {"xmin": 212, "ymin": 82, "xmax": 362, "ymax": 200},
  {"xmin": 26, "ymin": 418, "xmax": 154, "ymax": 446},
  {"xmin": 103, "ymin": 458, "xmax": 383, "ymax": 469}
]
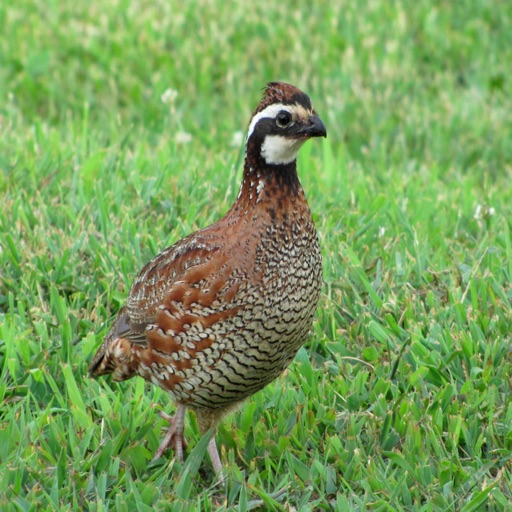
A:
[{"xmin": 298, "ymin": 114, "xmax": 327, "ymax": 138}]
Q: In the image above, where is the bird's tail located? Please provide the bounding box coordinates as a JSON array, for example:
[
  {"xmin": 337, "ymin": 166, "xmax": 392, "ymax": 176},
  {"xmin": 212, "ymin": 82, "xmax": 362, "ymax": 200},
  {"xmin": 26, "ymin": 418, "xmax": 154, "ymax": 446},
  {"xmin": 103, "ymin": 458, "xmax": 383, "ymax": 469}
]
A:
[{"xmin": 88, "ymin": 341, "xmax": 111, "ymax": 376}]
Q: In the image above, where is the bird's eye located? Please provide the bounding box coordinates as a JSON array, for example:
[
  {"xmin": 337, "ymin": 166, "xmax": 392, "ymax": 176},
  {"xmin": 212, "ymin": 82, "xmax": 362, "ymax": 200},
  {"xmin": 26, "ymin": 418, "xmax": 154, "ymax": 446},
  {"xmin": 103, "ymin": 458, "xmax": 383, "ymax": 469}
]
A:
[{"xmin": 276, "ymin": 111, "xmax": 292, "ymax": 128}]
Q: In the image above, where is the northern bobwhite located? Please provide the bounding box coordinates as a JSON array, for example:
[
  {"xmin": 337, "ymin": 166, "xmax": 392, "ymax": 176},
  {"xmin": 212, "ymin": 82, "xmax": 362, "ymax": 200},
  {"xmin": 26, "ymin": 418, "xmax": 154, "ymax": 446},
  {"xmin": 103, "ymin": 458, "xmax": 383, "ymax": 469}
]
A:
[{"xmin": 88, "ymin": 82, "xmax": 327, "ymax": 474}]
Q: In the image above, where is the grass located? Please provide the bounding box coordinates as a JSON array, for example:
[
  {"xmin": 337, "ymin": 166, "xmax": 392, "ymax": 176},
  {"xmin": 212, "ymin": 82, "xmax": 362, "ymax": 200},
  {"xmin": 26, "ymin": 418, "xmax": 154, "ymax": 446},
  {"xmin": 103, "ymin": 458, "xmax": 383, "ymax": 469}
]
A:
[{"xmin": 1, "ymin": 0, "xmax": 511, "ymax": 509}]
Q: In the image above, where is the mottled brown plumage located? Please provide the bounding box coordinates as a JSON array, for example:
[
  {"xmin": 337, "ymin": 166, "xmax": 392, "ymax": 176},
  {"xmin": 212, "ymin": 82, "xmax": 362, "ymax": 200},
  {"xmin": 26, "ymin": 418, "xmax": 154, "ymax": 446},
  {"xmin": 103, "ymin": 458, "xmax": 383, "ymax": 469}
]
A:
[{"xmin": 89, "ymin": 82, "xmax": 326, "ymax": 474}]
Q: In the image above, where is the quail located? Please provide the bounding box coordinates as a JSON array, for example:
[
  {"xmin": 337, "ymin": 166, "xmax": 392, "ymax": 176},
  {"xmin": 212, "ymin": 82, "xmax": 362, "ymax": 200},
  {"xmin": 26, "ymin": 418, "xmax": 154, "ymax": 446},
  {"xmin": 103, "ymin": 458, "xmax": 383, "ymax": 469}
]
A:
[{"xmin": 88, "ymin": 82, "xmax": 327, "ymax": 474}]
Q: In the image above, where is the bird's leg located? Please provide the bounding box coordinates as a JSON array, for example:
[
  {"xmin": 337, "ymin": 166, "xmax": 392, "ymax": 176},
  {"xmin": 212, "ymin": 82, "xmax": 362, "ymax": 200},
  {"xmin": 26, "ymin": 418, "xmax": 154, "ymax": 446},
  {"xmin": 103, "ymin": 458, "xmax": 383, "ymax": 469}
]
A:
[
  {"xmin": 196, "ymin": 409, "xmax": 225, "ymax": 477},
  {"xmin": 207, "ymin": 434, "xmax": 223, "ymax": 476},
  {"xmin": 151, "ymin": 403, "xmax": 186, "ymax": 462}
]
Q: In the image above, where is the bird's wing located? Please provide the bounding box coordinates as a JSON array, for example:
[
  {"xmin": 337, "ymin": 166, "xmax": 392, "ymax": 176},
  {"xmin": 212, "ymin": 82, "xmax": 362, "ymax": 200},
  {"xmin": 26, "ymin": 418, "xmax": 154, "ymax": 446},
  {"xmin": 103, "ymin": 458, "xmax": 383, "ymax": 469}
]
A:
[{"xmin": 106, "ymin": 230, "xmax": 228, "ymax": 345}]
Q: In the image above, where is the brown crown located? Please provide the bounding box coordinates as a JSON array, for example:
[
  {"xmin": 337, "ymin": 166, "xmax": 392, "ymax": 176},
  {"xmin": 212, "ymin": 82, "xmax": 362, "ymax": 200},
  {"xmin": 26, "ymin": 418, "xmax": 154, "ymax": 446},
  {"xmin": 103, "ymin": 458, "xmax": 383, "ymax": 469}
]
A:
[{"xmin": 251, "ymin": 82, "xmax": 314, "ymax": 117}]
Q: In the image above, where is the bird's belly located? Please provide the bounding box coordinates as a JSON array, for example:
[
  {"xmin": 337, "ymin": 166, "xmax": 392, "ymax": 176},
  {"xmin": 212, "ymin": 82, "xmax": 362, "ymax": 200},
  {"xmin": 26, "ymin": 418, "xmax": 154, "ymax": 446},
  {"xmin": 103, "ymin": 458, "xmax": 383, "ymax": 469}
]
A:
[{"xmin": 163, "ymin": 255, "xmax": 322, "ymax": 409}]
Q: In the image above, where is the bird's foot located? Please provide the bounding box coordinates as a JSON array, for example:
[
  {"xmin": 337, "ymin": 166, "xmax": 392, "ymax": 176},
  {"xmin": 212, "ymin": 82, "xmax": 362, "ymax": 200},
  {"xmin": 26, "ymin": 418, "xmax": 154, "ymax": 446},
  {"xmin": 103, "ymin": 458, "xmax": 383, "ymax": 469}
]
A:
[{"xmin": 151, "ymin": 404, "xmax": 187, "ymax": 462}]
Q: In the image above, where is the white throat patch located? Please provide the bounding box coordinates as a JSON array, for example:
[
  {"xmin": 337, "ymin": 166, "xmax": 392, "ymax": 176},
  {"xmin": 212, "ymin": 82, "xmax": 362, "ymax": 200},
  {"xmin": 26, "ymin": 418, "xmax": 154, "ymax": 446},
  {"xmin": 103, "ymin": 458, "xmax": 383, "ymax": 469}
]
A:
[{"xmin": 261, "ymin": 135, "xmax": 305, "ymax": 165}]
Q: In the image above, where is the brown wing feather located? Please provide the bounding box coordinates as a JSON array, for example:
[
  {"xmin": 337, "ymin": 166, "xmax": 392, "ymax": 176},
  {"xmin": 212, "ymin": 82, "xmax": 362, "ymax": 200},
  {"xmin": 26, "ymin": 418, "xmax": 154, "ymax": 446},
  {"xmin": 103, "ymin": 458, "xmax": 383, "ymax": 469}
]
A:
[{"xmin": 120, "ymin": 232, "xmax": 222, "ymax": 328}]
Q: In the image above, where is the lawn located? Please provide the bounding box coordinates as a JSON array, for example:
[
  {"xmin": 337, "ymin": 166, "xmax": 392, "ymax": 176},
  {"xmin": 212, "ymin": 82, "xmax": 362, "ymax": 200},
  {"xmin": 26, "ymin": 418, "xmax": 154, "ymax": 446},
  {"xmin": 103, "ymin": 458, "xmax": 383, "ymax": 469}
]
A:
[{"xmin": 1, "ymin": 0, "xmax": 511, "ymax": 510}]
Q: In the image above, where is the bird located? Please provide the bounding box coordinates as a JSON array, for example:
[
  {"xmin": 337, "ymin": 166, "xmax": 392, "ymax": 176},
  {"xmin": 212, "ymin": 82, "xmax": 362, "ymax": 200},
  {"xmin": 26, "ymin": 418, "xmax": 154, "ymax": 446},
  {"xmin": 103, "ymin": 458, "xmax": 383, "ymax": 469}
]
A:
[{"xmin": 88, "ymin": 82, "xmax": 327, "ymax": 475}]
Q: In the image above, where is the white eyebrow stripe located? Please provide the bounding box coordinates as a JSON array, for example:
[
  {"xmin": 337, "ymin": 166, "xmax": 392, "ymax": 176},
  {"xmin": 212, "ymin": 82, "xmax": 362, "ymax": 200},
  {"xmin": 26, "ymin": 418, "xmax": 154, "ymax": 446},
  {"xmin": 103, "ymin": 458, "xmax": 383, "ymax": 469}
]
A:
[{"xmin": 246, "ymin": 104, "xmax": 290, "ymax": 142}]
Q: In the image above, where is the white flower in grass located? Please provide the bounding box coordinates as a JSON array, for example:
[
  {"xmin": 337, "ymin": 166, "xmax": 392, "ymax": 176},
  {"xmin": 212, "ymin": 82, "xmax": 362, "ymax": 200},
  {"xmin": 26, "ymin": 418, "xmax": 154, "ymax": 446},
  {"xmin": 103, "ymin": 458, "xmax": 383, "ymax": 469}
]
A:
[
  {"xmin": 161, "ymin": 88, "xmax": 178, "ymax": 105},
  {"xmin": 230, "ymin": 130, "xmax": 244, "ymax": 148},
  {"xmin": 474, "ymin": 204, "xmax": 495, "ymax": 222},
  {"xmin": 378, "ymin": 226, "xmax": 386, "ymax": 238},
  {"xmin": 175, "ymin": 131, "xmax": 192, "ymax": 144}
]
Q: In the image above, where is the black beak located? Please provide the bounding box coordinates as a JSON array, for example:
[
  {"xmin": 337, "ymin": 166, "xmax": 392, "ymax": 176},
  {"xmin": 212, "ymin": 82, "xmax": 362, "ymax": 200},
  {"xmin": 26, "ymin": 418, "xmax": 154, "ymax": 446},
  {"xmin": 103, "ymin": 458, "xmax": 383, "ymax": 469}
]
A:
[{"xmin": 298, "ymin": 114, "xmax": 327, "ymax": 138}]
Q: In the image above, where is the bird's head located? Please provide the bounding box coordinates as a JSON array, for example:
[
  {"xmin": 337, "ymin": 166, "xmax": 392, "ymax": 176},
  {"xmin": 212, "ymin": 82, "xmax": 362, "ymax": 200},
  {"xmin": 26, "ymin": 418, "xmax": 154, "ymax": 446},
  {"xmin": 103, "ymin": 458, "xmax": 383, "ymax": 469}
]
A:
[{"xmin": 246, "ymin": 82, "xmax": 327, "ymax": 166}]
